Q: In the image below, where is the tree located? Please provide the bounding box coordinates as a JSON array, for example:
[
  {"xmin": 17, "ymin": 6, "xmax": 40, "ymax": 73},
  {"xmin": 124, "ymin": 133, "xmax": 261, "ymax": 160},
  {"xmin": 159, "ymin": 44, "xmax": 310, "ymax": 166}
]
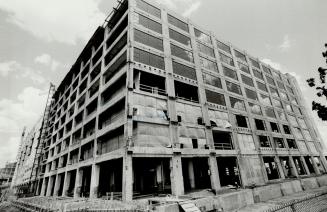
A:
[{"xmin": 306, "ymin": 44, "xmax": 327, "ymax": 121}]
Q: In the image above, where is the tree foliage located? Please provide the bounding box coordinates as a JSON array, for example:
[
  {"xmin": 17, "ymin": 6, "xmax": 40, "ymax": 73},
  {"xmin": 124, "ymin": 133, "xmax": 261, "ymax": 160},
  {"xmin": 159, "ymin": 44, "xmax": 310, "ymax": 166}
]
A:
[{"xmin": 306, "ymin": 44, "xmax": 327, "ymax": 121}]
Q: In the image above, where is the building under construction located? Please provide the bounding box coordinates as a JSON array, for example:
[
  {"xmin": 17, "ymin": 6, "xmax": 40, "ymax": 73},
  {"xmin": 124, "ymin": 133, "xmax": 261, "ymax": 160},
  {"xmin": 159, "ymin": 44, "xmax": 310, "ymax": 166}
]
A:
[
  {"xmin": 12, "ymin": 0, "xmax": 327, "ymax": 202},
  {"xmin": 11, "ymin": 119, "xmax": 43, "ymax": 196},
  {"xmin": 0, "ymin": 162, "xmax": 16, "ymax": 198}
]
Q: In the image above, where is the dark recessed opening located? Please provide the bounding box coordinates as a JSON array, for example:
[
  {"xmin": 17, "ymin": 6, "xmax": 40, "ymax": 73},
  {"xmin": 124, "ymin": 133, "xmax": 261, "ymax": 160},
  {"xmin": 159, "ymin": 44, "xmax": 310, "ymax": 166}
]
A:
[{"xmin": 236, "ymin": 115, "xmax": 248, "ymax": 128}]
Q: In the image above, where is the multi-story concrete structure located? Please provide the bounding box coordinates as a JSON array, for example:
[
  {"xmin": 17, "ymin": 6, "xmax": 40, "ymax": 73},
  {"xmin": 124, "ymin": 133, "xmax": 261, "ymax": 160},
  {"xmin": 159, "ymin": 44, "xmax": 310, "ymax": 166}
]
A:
[
  {"xmin": 31, "ymin": 0, "xmax": 327, "ymax": 201},
  {"xmin": 0, "ymin": 162, "xmax": 16, "ymax": 197},
  {"xmin": 11, "ymin": 119, "xmax": 43, "ymax": 195},
  {"xmin": 0, "ymin": 162, "xmax": 16, "ymax": 185}
]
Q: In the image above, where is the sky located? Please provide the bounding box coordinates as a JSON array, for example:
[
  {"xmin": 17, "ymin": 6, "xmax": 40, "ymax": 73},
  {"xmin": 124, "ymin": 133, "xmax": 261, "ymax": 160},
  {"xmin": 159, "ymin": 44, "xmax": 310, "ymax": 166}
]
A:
[{"xmin": 0, "ymin": 0, "xmax": 326, "ymax": 167}]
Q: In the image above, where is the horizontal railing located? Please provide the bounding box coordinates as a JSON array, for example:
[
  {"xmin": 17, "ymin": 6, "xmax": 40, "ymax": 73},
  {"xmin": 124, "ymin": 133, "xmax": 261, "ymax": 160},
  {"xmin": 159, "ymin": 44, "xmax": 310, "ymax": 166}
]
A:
[
  {"xmin": 214, "ymin": 143, "xmax": 233, "ymax": 150},
  {"xmin": 139, "ymin": 84, "xmax": 166, "ymax": 96}
]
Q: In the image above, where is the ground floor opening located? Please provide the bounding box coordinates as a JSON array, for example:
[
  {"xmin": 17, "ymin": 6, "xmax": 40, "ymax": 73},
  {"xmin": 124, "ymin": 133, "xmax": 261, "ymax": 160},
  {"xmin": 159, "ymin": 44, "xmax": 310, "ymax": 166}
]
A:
[
  {"xmin": 66, "ymin": 170, "xmax": 76, "ymax": 197},
  {"xmin": 263, "ymin": 157, "xmax": 280, "ymax": 180},
  {"xmin": 50, "ymin": 175, "xmax": 56, "ymax": 196},
  {"xmin": 304, "ymin": 156, "xmax": 315, "ymax": 174},
  {"xmin": 98, "ymin": 158, "xmax": 123, "ymax": 199},
  {"xmin": 280, "ymin": 157, "xmax": 295, "ymax": 178},
  {"xmin": 133, "ymin": 157, "xmax": 171, "ymax": 198},
  {"xmin": 293, "ymin": 157, "xmax": 307, "ymax": 175},
  {"xmin": 57, "ymin": 173, "xmax": 65, "ymax": 196},
  {"xmin": 36, "ymin": 178, "xmax": 43, "ymax": 196},
  {"xmin": 182, "ymin": 157, "xmax": 211, "ymax": 192},
  {"xmin": 217, "ymin": 157, "xmax": 241, "ymax": 187},
  {"xmin": 79, "ymin": 166, "xmax": 92, "ymax": 198}
]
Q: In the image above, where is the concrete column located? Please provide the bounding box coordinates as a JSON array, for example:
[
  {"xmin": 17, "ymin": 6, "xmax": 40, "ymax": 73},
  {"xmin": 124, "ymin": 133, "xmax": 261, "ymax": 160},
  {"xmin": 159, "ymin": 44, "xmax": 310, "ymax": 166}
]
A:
[
  {"xmin": 170, "ymin": 155, "xmax": 184, "ymax": 196},
  {"xmin": 156, "ymin": 163, "xmax": 163, "ymax": 185},
  {"xmin": 300, "ymin": 156, "xmax": 310, "ymax": 175},
  {"xmin": 89, "ymin": 164, "xmax": 100, "ymax": 198},
  {"xmin": 320, "ymin": 154, "xmax": 327, "ymax": 173},
  {"xmin": 122, "ymin": 155, "xmax": 133, "ymax": 201},
  {"xmin": 275, "ymin": 157, "xmax": 285, "ymax": 179},
  {"xmin": 110, "ymin": 171, "xmax": 115, "ymax": 191},
  {"xmin": 208, "ymin": 156, "xmax": 221, "ymax": 192},
  {"xmin": 319, "ymin": 155, "xmax": 327, "ymax": 173},
  {"xmin": 74, "ymin": 169, "xmax": 83, "ymax": 198},
  {"xmin": 288, "ymin": 156, "xmax": 299, "ymax": 178},
  {"xmin": 188, "ymin": 159, "xmax": 195, "ymax": 189},
  {"xmin": 258, "ymin": 156, "xmax": 269, "ymax": 183},
  {"xmin": 36, "ymin": 179, "xmax": 42, "ymax": 195},
  {"xmin": 62, "ymin": 172, "xmax": 70, "ymax": 197},
  {"xmin": 310, "ymin": 156, "xmax": 321, "ymax": 175},
  {"xmin": 53, "ymin": 174, "xmax": 61, "ymax": 196},
  {"xmin": 280, "ymin": 160, "xmax": 289, "ymax": 178},
  {"xmin": 46, "ymin": 176, "xmax": 54, "ymax": 196},
  {"xmin": 40, "ymin": 178, "xmax": 47, "ymax": 196}
]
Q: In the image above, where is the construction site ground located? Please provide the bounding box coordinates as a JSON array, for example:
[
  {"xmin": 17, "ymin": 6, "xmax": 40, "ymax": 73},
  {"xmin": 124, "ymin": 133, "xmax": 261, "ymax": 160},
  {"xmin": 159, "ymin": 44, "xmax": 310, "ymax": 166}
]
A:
[
  {"xmin": 234, "ymin": 185, "xmax": 327, "ymax": 212},
  {"xmin": 5, "ymin": 175, "xmax": 327, "ymax": 212}
]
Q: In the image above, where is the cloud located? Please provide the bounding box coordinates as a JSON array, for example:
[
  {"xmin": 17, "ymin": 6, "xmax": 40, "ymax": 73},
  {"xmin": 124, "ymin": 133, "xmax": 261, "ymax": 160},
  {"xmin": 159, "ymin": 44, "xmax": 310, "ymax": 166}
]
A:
[
  {"xmin": 287, "ymin": 71, "xmax": 308, "ymax": 92},
  {"xmin": 157, "ymin": 0, "xmax": 176, "ymax": 9},
  {"xmin": 311, "ymin": 112, "xmax": 327, "ymax": 151},
  {"xmin": 279, "ymin": 34, "xmax": 291, "ymax": 51},
  {"xmin": 0, "ymin": 60, "xmax": 47, "ymax": 84},
  {"xmin": 0, "ymin": 61, "xmax": 19, "ymax": 76},
  {"xmin": 34, "ymin": 53, "xmax": 60, "ymax": 71},
  {"xmin": 261, "ymin": 58, "xmax": 307, "ymax": 92},
  {"xmin": 0, "ymin": 86, "xmax": 47, "ymax": 134},
  {"xmin": 0, "ymin": 0, "xmax": 105, "ymax": 45},
  {"xmin": 261, "ymin": 58, "xmax": 285, "ymax": 72},
  {"xmin": 182, "ymin": 1, "xmax": 201, "ymax": 17},
  {"xmin": 0, "ymin": 136, "xmax": 20, "ymax": 167},
  {"xmin": 155, "ymin": 0, "xmax": 202, "ymax": 17},
  {"xmin": 0, "ymin": 85, "xmax": 47, "ymax": 167}
]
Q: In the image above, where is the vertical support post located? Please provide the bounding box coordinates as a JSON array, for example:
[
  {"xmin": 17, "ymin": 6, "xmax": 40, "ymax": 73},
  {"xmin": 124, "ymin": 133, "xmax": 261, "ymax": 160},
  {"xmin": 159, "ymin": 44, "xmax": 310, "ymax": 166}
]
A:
[
  {"xmin": 170, "ymin": 155, "xmax": 184, "ymax": 196},
  {"xmin": 188, "ymin": 159, "xmax": 195, "ymax": 189},
  {"xmin": 40, "ymin": 178, "xmax": 47, "ymax": 196},
  {"xmin": 46, "ymin": 176, "xmax": 54, "ymax": 196},
  {"xmin": 62, "ymin": 172, "xmax": 70, "ymax": 197},
  {"xmin": 208, "ymin": 155, "xmax": 221, "ymax": 192},
  {"xmin": 90, "ymin": 164, "xmax": 100, "ymax": 198},
  {"xmin": 319, "ymin": 155, "xmax": 327, "ymax": 173},
  {"xmin": 310, "ymin": 156, "xmax": 321, "ymax": 175},
  {"xmin": 288, "ymin": 157, "xmax": 299, "ymax": 178},
  {"xmin": 300, "ymin": 156, "xmax": 310, "ymax": 175},
  {"xmin": 36, "ymin": 179, "xmax": 42, "ymax": 195},
  {"xmin": 53, "ymin": 174, "xmax": 61, "ymax": 196},
  {"xmin": 122, "ymin": 154, "xmax": 133, "ymax": 201},
  {"xmin": 275, "ymin": 157, "xmax": 285, "ymax": 179},
  {"xmin": 289, "ymin": 157, "xmax": 299, "ymax": 177},
  {"xmin": 74, "ymin": 169, "xmax": 82, "ymax": 198}
]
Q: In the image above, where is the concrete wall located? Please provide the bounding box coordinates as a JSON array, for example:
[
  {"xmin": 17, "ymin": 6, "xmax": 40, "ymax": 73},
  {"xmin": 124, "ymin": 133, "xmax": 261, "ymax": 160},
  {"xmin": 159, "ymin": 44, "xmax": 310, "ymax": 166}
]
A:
[{"xmin": 300, "ymin": 177, "xmax": 319, "ymax": 190}]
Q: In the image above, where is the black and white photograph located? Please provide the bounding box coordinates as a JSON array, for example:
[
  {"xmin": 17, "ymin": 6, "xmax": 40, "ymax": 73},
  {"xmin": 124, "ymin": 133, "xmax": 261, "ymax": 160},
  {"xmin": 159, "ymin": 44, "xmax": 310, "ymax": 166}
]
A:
[{"xmin": 0, "ymin": 0, "xmax": 327, "ymax": 211}]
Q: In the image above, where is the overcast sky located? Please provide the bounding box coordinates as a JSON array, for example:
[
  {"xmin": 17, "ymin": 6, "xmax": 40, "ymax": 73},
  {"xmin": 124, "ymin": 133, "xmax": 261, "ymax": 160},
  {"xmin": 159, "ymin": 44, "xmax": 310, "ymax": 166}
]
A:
[{"xmin": 0, "ymin": 0, "xmax": 326, "ymax": 167}]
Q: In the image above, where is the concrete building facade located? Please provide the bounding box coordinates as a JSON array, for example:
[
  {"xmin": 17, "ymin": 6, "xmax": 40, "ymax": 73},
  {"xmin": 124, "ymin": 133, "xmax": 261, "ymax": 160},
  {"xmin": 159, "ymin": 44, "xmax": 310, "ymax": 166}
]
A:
[
  {"xmin": 30, "ymin": 0, "xmax": 327, "ymax": 201},
  {"xmin": 0, "ymin": 162, "xmax": 16, "ymax": 199},
  {"xmin": 11, "ymin": 119, "xmax": 43, "ymax": 195}
]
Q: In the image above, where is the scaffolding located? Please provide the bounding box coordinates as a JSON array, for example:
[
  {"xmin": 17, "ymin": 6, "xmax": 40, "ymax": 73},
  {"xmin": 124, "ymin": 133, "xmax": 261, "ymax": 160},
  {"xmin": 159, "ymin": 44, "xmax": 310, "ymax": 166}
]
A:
[{"xmin": 28, "ymin": 83, "xmax": 56, "ymax": 195}]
